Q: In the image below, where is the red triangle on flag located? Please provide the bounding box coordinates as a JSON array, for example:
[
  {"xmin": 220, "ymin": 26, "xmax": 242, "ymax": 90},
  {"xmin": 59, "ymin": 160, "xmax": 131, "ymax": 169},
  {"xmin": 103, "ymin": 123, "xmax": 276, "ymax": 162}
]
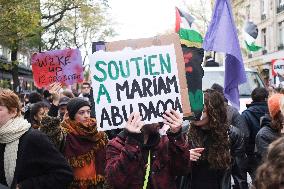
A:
[{"xmin": 175, "ymin": 7, "xmax": 181, "ymax": 33}]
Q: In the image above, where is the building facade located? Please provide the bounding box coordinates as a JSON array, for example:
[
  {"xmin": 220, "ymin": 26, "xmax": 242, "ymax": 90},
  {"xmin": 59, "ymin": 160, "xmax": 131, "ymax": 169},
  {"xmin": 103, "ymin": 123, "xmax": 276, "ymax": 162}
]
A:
[
  {"xmin": 233, "ymin": 0, "xmax": 284, "ymax": 87},
  {"xmin": 0, "ymin": 44, "xmax": 35, "ymax": 92}
]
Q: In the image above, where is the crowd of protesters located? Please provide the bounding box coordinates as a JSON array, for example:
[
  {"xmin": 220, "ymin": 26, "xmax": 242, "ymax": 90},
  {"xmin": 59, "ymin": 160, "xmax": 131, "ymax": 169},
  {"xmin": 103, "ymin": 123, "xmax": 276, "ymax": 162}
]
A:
[{"xmin": 1, "ymin": 82, "xmax": 284, "ymax": 189}]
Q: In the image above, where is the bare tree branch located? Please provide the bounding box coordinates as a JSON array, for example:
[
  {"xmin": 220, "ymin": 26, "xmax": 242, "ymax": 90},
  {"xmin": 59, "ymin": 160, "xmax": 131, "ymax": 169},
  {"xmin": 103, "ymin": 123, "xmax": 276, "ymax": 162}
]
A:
[
  {"xmin": 47, "ymin": 27, "xmax": 60, "ymax": 50},
  {"xmin": 73, "ymin": 7, "xmax": 80, "ymax": 48},
  {"xmin": 42, "ymin": 5, "xmax": 78, "ymax": 29},
  {"xmin": 42, "ymin": 5, "xmax": 78, "ymax": 19}
]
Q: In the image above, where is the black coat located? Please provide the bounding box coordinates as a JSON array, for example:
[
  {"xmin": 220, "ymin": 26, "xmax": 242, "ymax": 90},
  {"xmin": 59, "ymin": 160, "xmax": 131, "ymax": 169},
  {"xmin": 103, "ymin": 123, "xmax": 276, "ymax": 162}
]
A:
[
  {"xmin": 255, "ymin": 115, "xmax": 281, "ymax": 165},
  {"xmin": 0, "ymin": 184, "xmax": 8, "ymax": 189},
  {"xmin": 229, "ymin": 126, "xmax": 248, "ymax": 189},
  {"xmin": 227, "ymin": 105, "xmax": 249, "ymax": 140},
  {"xmin": 189, "ymin": 126, "xmax": 246, "ymax": 189},
  {"xmin": 0, "ymin": 129, "xmax": 73, "ymax": 189},
  {"xmin": 241, "ymin": 102, "xmax": 269, "ymax": 156}
]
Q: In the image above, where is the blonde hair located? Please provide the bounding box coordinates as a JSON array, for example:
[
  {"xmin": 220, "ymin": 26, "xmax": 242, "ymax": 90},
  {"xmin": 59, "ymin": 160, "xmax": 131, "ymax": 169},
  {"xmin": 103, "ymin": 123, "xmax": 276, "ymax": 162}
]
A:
[{"xmin": 0, "ymin": 89, "xmax": 21, "ymax": 117}]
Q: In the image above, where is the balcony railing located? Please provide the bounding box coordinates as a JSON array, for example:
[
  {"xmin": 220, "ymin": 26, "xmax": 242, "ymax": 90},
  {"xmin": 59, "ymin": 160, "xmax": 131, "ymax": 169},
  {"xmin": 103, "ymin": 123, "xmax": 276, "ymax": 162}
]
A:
[
  {"xmin": 278, "ymin": 44, "xmax": 284, "ymax": 50},
  {"xmin": 261, "ymin": 14, "xmax": 266, "ymax": 20},
  {"xmin": 277, "ymin": 4, "xmax": 284, "ymax": 13}
]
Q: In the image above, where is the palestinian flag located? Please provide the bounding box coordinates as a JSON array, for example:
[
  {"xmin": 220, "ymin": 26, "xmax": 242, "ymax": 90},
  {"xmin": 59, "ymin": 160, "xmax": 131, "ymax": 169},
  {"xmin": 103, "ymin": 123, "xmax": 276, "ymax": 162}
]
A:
[
  {"xmin": 175, "ymin": 7, "xmax": 203, "ymax": 48},
  {"xmin": 244, "ymin": 21, "xmax": 262, "ymax": 52}
]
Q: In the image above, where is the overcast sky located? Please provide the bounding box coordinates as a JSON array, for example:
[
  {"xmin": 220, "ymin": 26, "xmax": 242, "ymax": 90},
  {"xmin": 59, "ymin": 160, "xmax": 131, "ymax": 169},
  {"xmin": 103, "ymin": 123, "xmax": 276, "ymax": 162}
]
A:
[{"xmin": 107, "ymin": 0, "xmax": 192, "ymax": 41}]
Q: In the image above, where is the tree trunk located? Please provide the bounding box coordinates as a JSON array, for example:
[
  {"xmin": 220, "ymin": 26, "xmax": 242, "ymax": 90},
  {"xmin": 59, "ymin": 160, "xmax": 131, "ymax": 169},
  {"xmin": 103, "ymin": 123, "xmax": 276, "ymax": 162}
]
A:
[{"xmin": 11, "ymin": 48, "xmax": 20, "ymax": 93}]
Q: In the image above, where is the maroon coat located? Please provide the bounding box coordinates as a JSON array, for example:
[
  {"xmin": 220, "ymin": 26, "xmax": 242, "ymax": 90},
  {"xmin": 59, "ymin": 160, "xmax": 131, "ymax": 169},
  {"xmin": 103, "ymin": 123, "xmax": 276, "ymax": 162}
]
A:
[{"xmin": 106, "ymin": 130, "xmax": 191, "ymax": 189}]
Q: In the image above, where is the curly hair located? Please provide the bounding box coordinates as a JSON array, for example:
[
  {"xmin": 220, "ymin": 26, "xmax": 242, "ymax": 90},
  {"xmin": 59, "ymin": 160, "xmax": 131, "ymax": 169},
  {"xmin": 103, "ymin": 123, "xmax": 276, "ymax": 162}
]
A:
[
  {"xmin": 188, "ymin": 89, "xmax": 231, "ymax": 170},
  {"xmin": 254, "ymin": 137, "xmax": 284, "ymax": 189}
]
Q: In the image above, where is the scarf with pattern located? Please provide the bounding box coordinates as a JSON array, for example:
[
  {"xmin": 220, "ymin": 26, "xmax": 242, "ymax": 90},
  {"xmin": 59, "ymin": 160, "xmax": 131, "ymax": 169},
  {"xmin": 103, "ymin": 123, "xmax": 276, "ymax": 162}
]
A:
[{"xmin": 61, "ymin": 118, "xmax": 108, "ymax": 188}]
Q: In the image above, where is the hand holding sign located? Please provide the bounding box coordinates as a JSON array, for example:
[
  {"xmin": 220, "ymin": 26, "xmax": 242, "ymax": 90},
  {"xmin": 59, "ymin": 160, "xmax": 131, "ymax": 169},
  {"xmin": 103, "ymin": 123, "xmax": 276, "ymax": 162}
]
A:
[
  {"xmin": 48, "ymin": 82, "xmax": 62, "ymax": 106},
  {"xmin": 125, "ymin": 112, "xmax": 144, "ymax": 133},
  {"xmin": 162, "ymin": 109, "xmax": 183, "ymax": 133},
  {"xmin": 48, "ymin": 82, "xmax": 62, "ymax": 95}
]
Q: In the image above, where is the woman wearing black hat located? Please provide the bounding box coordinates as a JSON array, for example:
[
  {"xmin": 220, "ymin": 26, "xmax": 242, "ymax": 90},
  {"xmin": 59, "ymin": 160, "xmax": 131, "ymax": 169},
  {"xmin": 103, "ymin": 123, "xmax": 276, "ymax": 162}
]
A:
[
  {"xmin": 63, "ymin": 97, "xmax": 108, "ymax": 189},
  {"xmin": 41, "ymin": 97, "xmax": 108, "ymax": 189}
]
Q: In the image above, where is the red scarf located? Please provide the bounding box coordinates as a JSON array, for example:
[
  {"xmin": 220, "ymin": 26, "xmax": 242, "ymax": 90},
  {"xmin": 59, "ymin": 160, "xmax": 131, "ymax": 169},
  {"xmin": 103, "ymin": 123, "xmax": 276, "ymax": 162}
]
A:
[{"xmin": 61, "ymin": 118, "xmax": 108, "ymax": 188}]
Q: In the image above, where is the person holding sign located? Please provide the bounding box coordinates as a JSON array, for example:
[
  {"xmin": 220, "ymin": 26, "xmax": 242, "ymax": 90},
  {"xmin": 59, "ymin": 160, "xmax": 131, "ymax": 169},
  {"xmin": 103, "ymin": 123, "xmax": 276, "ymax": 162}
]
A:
[{"xmin": 105, "ymin": 109, "xmax": 192, "ymax": 189}]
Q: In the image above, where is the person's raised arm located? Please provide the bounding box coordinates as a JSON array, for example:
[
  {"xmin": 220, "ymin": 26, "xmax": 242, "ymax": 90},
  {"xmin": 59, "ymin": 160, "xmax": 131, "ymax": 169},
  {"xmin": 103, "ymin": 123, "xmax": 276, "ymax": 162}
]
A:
[{"xmin": 106, "ymin": 112, "xmax": 144, "ymax": 188}]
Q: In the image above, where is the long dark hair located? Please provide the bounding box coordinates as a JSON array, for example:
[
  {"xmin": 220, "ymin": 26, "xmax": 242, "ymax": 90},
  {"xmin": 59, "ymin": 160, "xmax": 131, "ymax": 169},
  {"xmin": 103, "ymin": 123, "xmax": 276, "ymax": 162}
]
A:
[
  {"xmin": 30, "ymin": 102, "xmax": 47, "ymax": 128},
  {"xmin": 188, "ymin": 89, "xmax": 231, "ymax": 170}
]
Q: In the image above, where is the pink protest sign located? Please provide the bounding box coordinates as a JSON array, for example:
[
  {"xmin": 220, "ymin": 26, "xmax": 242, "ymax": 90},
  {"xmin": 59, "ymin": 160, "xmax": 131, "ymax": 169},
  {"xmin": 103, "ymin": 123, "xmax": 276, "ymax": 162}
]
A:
[{"xmin": 31, "ymin": 48, "xmax": 84, "ymax": 88}]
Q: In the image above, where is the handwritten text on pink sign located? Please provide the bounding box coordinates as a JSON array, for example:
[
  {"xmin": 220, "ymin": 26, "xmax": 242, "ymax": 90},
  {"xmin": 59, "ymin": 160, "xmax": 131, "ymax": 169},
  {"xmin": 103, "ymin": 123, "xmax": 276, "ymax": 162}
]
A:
[{"xmin": 31, "ymin": 48, "xmax": 83, "ymax": 88}]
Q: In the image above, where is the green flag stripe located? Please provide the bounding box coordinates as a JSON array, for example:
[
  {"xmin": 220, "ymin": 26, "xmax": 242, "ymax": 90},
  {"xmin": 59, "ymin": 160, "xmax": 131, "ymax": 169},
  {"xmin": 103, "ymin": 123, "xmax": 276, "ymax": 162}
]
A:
[
  {"xmin": 178, "ymin": 28, "xmax": 203, "ymax": 43},
  {"xmin": 245, "ymin": 41, "xmax": 262, "ymax": 52},
  {"xmin": 180, "ymin": 39, "xmax": 202, "ymax": 48}
]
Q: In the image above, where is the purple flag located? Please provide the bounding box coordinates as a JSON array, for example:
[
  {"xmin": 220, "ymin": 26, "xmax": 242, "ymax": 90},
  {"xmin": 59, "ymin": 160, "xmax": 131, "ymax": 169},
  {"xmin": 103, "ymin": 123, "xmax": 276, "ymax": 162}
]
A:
[{"xmin": 202, "ymin": 0, "xmax": 247, "ymax": 109}]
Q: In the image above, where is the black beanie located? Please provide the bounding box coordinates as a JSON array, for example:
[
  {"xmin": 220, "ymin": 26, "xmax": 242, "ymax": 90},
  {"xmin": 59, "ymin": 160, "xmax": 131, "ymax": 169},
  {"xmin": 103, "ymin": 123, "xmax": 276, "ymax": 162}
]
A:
[{"xmin": 67, "ymin": 97, "xmax": 90, "ymax": 120}]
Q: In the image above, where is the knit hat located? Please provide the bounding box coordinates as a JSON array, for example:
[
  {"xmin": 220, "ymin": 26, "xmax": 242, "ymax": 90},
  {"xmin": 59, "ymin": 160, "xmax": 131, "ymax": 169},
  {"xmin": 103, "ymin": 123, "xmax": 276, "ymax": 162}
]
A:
[
  {"xmin": 268, "ymin": 94, "xmax": 284, "ymax": 119},
  {"xmin": 67, "ymin": 97, "xmax": 90, "ymax": 120},
  {"xmin": 59, "ymin": 96, "xmax": 70, "ymax": 106}
]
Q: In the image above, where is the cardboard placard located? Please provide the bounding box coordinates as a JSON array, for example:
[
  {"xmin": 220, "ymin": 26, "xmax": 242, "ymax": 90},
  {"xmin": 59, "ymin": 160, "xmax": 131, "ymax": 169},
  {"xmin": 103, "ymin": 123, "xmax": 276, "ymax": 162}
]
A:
[
  {"xmin": 90, "ymin": 34, "xmax": 191, "ymax": 131},
  {"xmin": 106, "ymin": 33, "xmax": 191, "ymax": 116},
  {"xmin": 31, "ymin": 48, "xmax": 84, "ymax": 88}
]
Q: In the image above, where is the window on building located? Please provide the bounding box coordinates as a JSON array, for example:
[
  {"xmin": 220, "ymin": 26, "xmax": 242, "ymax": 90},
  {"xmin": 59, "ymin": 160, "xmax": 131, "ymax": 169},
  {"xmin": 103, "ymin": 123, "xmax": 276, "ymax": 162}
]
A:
[
  {"xmin": 0, "ymin": 45, "xmax": 3, "ymax": 56},
  {"xmin": 6, "ymin": 48, "xmax": 11, "ymax": 61},
  {"xmin": 279, "ymin": 21, "xmax": 284, "ymax": 48},
  {"xmin": 261, "ymin": 0, "xmax": 266, "ymax": 14},
  {"xmin": 261, "ymin": 0, "xmax": 267, "ymax": 20},
  {"xmin": 261, "ymin": 28, "xmax": 267, "ymax": 48},
  {"xmin": 0, "ymin": 46, "xmax": 10, "ymax": 60},
  {"xmin": 18, "ymin": 53, "xmax": 29, "ymax": 66},
  {"xmin": 278, "ymin": 0, "xmax": 284, "ymax": 13},
  {"xmin": 246, "ymin": 5, "xmax": 250, "ymax": 20}
]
